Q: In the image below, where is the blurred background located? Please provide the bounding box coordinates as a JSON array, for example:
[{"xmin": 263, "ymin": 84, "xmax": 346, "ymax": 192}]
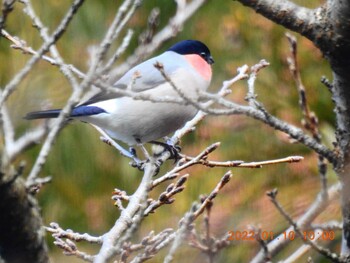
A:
[{"xmin": 0, "ymin": 0, "xmax": 339, "ymax": 262}]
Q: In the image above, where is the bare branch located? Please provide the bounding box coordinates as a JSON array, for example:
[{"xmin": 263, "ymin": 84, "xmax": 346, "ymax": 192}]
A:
[
  {"xmin": 1, "ymin": 105, "xmax": 15, "ymax": 166},
  {"xmin": 6, "ymin": 126, "xmax": 47, "ymax": 163},
  {"xmin": 0, "ymin": 0, "xmax": 15, "ymax": 31},
  {"xmin": 283, "ymin": 229, "xmax": 323, "ymax": 263},
  {"xmin": 311, "ymin": 221, "xmax": 343, "ymax": 232},
  {"xmin": 2, "ymin": 0, "xmax": 86, "ymax": 187},
  {"xmin": 0, "ymin": 0, "xmax": 85, "ymax": 108},
  {"xmin": 164, "ymin": 171, "xmax": 232, "ymax": 263},
  {"xmin": 1, "ymin": 103, "xmax": 48, "ymax": 165},
  {"xmin": 112, "ymin": 189, "xmax": 130, "ymax": 211},
  {"xmin": 126, "ymin": 229, "xmax": 174, "ymax": 263},
  {"xmin": 237, "ymin": 155, "xmax": 303, "ymax": 168},
  {"xmin": 250, "ymin": 227, "xmax": 271, "ymax": 262},
  {"xmin": 96, "ymin": 0, "xmax": 141, "ymax": 65},
  {"xmin": 46, "ymin": 222, "xmax": 102, "ymax": 244},
  {"xmin": 267, "ymin": 189, "xmax": 343, "ymax": 262},
  {"xmin": 16, "ymin": 0, "xmax": 78, "ymax": 84},
  {"xmin": 109, "ymin": 0, "xmax": 209, "ymax": 81},
  {"xmin": 94, "ymin": 162, "xmax": 157, "ymax": 263},
  {"xmin": 252, "ymin": 182, "xmax": 341, "ymax": 263},
  {"xmin": 53, "ymin": 237, "xmax": 94, "ymax": 262},
  {"xmin": 163, "ymin": 209, "xmax": 192, "ymax": 263},
  {"xmin": 150, "ymin": 58, "xmax": 338, "ymax": 166},
  {"xmin": 200, "ymin": 100, "xmax": 337, "ymax": 165},
  {"xmin": 181, "ymin": 154, "xmax": 303, "ymax": 169},
  {"xmin": 152, "ymin": 143, "xmax": 221, "ymax": 189},
  {"xmin": 25, "ymin": 0, "xmax": 138, "ymax": 186},
  {"xmin": 144, "ymin": 174, "xmax": 188, "ymax": 216},
  {"xmin": 246, "ymin": 59, "xmax": 270, "ymax": 107},
  {"xmin": 192, "ymin": 171, "xmax": 232, "ymax": 220},
  {"xmin": 1, "ymin": 28, "xmax": 85, "ymax": 79},
  {"xmin": 100, "ymin": 29, "xmax": 134, "ymax": 74},
  {"xmin": 235, "ymin": 0, "xmax": 322, "ymax": 43},
  {"xmin": 286, "ymin": 32, "xmax": 329, "ymax": 201}
]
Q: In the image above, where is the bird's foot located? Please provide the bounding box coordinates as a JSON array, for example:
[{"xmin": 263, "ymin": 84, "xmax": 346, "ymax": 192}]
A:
[
  {"xmin": 130, "ymin": 159, "xmax": 146, "ymax": 171},
  {"xmin": 150, "ymin": 140, "xmax": 182, "ymax": 163},
  {"xmin": 130, "ymin": 158, "xmax": 162, "ymax": 176}
]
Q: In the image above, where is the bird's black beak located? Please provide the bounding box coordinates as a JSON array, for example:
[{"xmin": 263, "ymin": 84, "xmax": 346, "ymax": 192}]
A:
[{"xmin": 207, "ymin": 55, "xmax": 214, "ymax": 65}]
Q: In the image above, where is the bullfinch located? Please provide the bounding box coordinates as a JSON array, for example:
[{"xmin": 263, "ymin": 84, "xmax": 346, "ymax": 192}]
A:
[{"xmin": 25, "ymin": 40, "xmax": 214, "ymax": 159}]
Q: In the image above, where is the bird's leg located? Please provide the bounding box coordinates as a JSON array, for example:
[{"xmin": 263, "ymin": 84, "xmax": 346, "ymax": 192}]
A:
[
  {"xmin": 89, "ymin": 124, "xmax": 141, "ymax": 163},
  {"xmin": 127, "ymin": 141, "xmax": 162, "ymax": 175},
  {"xmin": 138, "ymin": 143, "xmax": 150, "ymax": 160},
  {"xmin": 130, "ymin": 143, "xmax": 150, "ymax": 171},
  {"xmin": 149, "ymin": 140, "xmax": 181, "ymax": 162},
  {"xmin": 128, "ymin": 147, "xmax": 137, "ymax": 158}
]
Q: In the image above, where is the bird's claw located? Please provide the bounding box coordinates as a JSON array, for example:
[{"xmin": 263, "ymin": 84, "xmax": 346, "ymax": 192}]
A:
[
  {"xmin": 129, "ymin": 141, "xmax": 180, "ymax": 175},
  {"xmin": 129, "ymin": 158, "xmax": 162, "ymax": 176},
  {"xmin": 167, "ymin": 144, "xmax": 181, "ymax": 162},
  {"xmin": 150, "ymin": 141, "xmax": 182, "ymax": 163},
  {"xmin": 130, "ymin": 159, "xmax": 146, "ymax": 171}
]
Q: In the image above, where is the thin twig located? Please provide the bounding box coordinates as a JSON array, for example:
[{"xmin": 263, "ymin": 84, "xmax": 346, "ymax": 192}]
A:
[
  {"xmin": 46, "ymin": 222, "xmax": 102, "ymax": 244},
  {"xmin": 53, "ymin": 237, "xmax": 94, "ymax": 262},
  {"xmin": 163, "ymin": 209, "xmax": 193, "ymax": 263},
  {"xmin": 144, "ymin": 174, "xmax": 188, "ymax": 216},
  {"xmin": 164, "ymin": 171, "xmax": 232, "ymax": 263},
  {"xmin": 94, "ymin": 162, "xmax": 157, "ymax": 263},
  {"xmin": 26, "ymin": 0, "xmax": 134, "ymax": 186},
  {"xmin": 0, "ymin": 0, "xmax": 85, "ymax": 108},
  {"xmin": 108, "ymin": 0, "xmax": 209, "ymax": 81},
  {"xmin": 100, "ymin": 29, "xmax": 134, "ymax": 74},
  {"xmin": 283, "ymin": 229, "xmax": 323, "ymax": 263},
  {"xmin": 126, "ymin": 229, "xmax": 174, "ymax": 263},
  {"xmin": 0, "ymin": 0, "xmax": 15, "ymax": 31},
  {"xmin": 192, "ymin": 171, "xmax": 232, "ymax": 220},
  {"xmin": 311, "ymin": 221, "xmax": 342, "ymax": 231},
  {"xmin": 199, "ymin": 102, "xmax": 337, "ymax": 165},
  {"xmin": 286, "ymin": 32, "xmax": 329, "ymax": 199},
  {"xmin": 1, "ymin": 28, "xmax": 85, "ymax": 79},
  {"xmin": 246, "ymin": 59, "xmax": 270, "ymax": 107},
  {"xmin": 252, "ymin": 227, "xmax": 271, "ymax": 263},
  {"xmin": 267, "ymin": 189, "xmax": 343, "ymax": 263},
  {"xmin": 252, "ymin": 182, "xmax": 341, "ymax": 263},
  {"xmin": 181, "ymin": 155, "xmax": 303, "ymax": 169},
  {"xmin": 151, "ymin": 142, "xmax": 221, "ymax": 189}
]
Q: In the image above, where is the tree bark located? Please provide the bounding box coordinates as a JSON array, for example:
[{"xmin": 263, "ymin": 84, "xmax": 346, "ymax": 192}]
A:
[
  {"xmin": 0, "ymin": 172, "xmax": 49, "ymax": 263},
  {"xmin": 328, "ymin": 0, "xmax": 350, "ymax": 257},
  {"xmin": 236, "ymin": 0, "xmax": 350, "ymax": 257}
]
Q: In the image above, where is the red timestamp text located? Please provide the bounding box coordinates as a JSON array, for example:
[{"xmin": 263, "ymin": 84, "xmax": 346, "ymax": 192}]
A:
[
  {"xmin": 227, "ymin": 230, "xmax": 336, "ymax": 241},
  {"xmin": 227, "ymin": 230, "xmax": 274, "ymax": 241}
]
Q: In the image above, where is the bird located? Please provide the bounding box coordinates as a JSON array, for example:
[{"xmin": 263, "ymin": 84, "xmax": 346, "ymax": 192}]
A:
[{"xmin": 25, "ymin": 40, "xmax": 214, "ymax": 160}]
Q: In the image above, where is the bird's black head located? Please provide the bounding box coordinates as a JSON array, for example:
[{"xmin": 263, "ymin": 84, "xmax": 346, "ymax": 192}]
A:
[{"xmin": 168, "ymin": 40, "xmax": 214, "ymax": 65}]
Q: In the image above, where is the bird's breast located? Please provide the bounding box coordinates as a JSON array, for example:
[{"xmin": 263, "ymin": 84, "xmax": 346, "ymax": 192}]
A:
[{"xmin": 184, "ymin": 54, "xmax": 212, "ymax": 82}]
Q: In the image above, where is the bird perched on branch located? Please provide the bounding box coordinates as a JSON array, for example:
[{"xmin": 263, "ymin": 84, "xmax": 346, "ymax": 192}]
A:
[{"xmin": 25, "ymin": 40, "xmax": 214, "ymax": 161}]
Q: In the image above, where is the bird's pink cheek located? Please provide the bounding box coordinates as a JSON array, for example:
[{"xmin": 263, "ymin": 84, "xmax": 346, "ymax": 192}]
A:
[{"xmin": 184, "ymin": 54, "xmax": 212, "ymax": 81}]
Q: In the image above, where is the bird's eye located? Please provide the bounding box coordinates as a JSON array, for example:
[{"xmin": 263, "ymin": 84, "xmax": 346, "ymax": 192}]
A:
[{"xmin": 200, "ymin": 52, "xmax": 206, "ymax": 58}]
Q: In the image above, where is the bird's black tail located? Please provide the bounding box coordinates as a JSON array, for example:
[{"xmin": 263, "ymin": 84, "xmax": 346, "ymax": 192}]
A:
[
  {"xmin": 24, "ymin": 109, "xmax": 61, "ymax": 120},
  {"xmin": 25, "ymin": 105, "xmax": 107, "ymax": 120}
]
